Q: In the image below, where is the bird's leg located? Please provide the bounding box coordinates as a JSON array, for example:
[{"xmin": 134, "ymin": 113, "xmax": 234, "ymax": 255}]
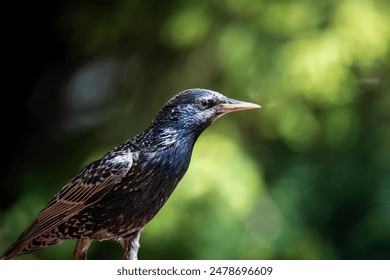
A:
[
  {"xmin": 122, "ymin": 229, "xmax": 142, "ymax": 260},
  {"xmin": 74, "ymin": 239, "xmax": 92, "ymax": 260}
]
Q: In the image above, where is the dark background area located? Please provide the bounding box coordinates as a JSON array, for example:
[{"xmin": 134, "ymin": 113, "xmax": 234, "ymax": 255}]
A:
[
  {"xmin": 1, "ymin": 0, "xmax": 390, "ymax": 259},
  {"xmin": 1, "ymin": 1, "xmax": 67, "ymax": 208}
]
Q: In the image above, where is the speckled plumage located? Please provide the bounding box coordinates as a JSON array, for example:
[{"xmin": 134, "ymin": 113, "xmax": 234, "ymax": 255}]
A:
[{"xmin": 1, "ymin": 88, "xmax": 260, "ymax": 260}]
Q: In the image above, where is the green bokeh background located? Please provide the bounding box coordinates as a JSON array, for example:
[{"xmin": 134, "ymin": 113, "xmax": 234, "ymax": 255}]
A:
[{"xmin": 1, "ymin": 0, "xmax": 389, "ymax": 259}]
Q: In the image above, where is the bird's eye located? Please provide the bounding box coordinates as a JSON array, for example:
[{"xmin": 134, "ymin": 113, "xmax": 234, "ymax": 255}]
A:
[{"xmin": 200, "ymin": 99, "xmax": 215, "ymax": 109}]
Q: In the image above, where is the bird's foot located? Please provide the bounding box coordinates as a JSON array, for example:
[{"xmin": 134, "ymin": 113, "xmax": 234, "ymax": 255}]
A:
[{"xmin": 122, "ymin": 229, "xmax": 142, "ymax": 260}]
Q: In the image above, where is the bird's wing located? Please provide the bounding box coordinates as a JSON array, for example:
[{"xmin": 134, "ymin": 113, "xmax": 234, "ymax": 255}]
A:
[{"xmin": 19, "ymin": 149, "xmax": 135, "ymax": 242}]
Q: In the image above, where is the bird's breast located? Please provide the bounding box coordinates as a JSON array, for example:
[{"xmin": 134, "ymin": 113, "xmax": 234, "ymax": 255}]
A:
[
  {"xmin": 136, "ymin": 144, "xmax": 193, "ymax": 198},
  {"xmin": 103, "ymin": 144, "xmax": 193, "ymax": 231}
]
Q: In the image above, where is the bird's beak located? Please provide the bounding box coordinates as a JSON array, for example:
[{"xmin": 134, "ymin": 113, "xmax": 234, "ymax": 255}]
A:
[{"xmin": 218, "ymin": 98, "xmax": 261, "ymax": 114}]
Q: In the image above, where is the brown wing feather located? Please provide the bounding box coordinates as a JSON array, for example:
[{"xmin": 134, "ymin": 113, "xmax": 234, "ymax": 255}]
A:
[{"xmin": 1, "ymin": 150, "xmax": 135, "ymax": 258}]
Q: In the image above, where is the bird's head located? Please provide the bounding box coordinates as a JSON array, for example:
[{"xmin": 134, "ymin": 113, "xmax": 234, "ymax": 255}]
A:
[{"xmin": 150, "ymin": 88, "xmax": 260, "ymax": 138}]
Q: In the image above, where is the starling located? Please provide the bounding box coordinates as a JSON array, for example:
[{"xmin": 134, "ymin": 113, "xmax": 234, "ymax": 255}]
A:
[{"xmin": 1, "ymin": 88, "xmax": 260, "ymax": 260}]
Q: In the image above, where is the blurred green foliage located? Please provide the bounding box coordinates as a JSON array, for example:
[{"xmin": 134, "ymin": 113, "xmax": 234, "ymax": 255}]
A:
[{"xmin": 1, "ymin": 0, "xmax": 390, "ymax": 259}]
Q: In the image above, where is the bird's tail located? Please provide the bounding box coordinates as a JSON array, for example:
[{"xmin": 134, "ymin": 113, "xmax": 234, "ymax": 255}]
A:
[
  {"xmin": 1, "ymin": 236, "xmax": 61, "ymax": 260},
  {"xmin": 1, "ymin": 240, "xmax": 28, "ymax": 260}
]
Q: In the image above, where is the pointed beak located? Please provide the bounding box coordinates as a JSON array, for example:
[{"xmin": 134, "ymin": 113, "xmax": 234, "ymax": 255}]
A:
[{"xmin": 218, "ymin": 98, "xmax": 261, "ymax": 114}]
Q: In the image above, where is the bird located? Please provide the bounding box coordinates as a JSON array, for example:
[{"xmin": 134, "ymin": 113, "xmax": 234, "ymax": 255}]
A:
[{"xmin": 1, "ymin": 88, "xmax": 260, "ymax": 260}]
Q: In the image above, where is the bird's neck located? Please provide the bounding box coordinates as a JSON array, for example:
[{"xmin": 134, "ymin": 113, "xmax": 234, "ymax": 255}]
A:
[{"xmin": 136, "ymin": 123, "xmax": 200, "ymax": 151}]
